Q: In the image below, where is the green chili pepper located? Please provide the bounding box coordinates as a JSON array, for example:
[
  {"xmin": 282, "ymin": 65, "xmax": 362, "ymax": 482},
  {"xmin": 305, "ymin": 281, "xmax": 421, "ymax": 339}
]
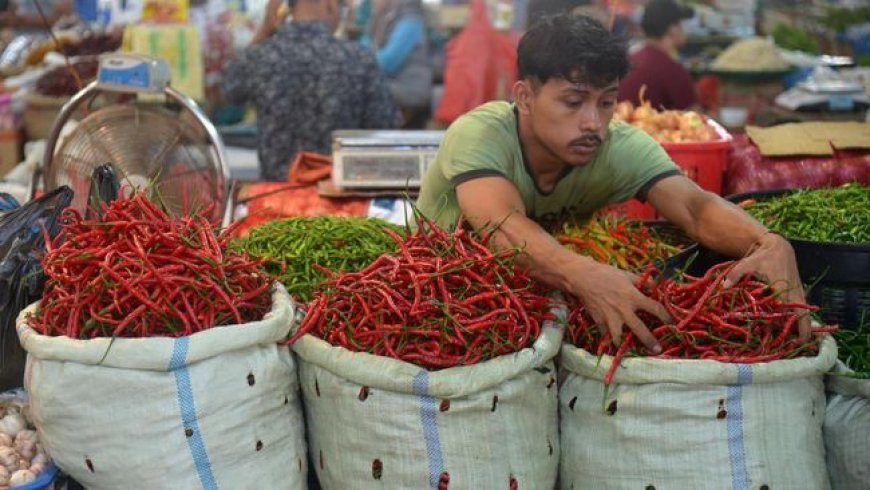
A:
[
  {"xmin": 230, "ymin": 217, "xmax": 403, "ymax": 302},
  {"xmin": 556, "ymin": 216, "xmax": 684, "ymax": 270},
  {"xmin": 832, "ymin": 319, "xmax": 870, "ymax": 378},
  {"xmin": 742, "ymin": 183, "xmax": 870, "ymax": 244}
]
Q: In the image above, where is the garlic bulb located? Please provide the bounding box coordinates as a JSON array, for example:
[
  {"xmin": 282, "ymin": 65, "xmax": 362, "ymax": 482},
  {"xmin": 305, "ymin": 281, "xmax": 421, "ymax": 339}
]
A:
[
  {"xmin": 13, "ymin": 443, "xmax": 33, "ymax": 462},
  {"xmin": 14, "ymin": 459, "xmax": 26, "ymax": 471},
  {"xmin": 13, "ymin": 431, "xmax": 36, "ymax": 446},
  {"xmin": 0, "ymin": 435, "xmax": 11, "ymax": 448},
  {"xmin": 0, "ymin": 465, "xmax": 8, "ymax": 485},
  {"xmin": 30, "ymin": 452, "xmax": 46, "ymax": 467},
  {"xmin": 0, "ymin": 448, "xmax": 17, "ymax": 473},
  {"xmin": 8, "ymin": 470, "xmax": 34, "ymax": 486},
  {"xmin": 28, "ymin": 463, "xmax": 44, "ymax": 476},
  {"xmin": 0, "ymin": 416, "xmax": 25, "ymax": 438}
]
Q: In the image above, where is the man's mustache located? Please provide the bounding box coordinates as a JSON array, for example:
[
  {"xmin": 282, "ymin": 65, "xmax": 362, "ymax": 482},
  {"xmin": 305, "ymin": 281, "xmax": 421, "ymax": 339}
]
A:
[{"xmin": 569, "ymin": 134, "xmax": 603, "ymax": 146}]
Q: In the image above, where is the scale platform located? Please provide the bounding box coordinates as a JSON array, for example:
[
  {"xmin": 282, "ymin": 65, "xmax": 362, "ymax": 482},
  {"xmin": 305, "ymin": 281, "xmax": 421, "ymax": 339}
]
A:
[
  {"xmin": 332, "ymin": 130, "xmax": 446, "ymax": 189},
  {"xmin": 776, "ymin": 68, "xmax": 869, "ymax": 112},
  {"xmin": 776, "ymin": 79, "xmax": 868, "ymax": 112}
]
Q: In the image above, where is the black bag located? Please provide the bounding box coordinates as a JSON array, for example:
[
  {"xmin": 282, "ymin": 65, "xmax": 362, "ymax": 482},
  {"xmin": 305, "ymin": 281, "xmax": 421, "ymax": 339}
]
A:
[{"xmin": 0, "ymin": 186, "xmax": 73, "ymax": 390}]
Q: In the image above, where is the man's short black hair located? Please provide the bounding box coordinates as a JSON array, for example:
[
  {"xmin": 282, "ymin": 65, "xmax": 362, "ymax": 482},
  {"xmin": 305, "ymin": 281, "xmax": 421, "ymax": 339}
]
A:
[
  {"xmin": 526, "ymin": 0, "xmax": 591, "ymax": 29},
  {"xmin": 641, "ymin": 0, "xmax": 694, "ymax": 38},
  {"xmin": 518, "ymin": 14, "xmax": 629, "ymax": 89}
]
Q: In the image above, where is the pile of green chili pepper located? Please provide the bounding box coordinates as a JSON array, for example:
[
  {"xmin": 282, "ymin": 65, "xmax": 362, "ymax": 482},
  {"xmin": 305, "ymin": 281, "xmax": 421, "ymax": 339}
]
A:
[
  {"xmin": 738, "ymin": 183, "xmax": 870, "ymax": 243},
  {"xmin": 231, "ymin": 217, "xmax": 403, "ymax": 302},
  {"xmin": 833, "ymin": 321, "xmax": 870, "ymax": 378},
  {"xmin": 557, "ymin": 217, "xmax": 684, "ymax": 270},
  {"xmin": 287, "ymin": 215, "xmax": 555, "ymax": 370}
]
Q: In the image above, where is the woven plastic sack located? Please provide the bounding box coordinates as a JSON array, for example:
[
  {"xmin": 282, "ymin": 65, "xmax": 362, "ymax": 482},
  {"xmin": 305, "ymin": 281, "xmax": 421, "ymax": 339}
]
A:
[
  {"xmin": 824, "ymin": 361, "xmax": 870, "ymax": 490},
  {"xmin": 16, "ymin": 284, "xmax": 306, "ymax": 490},
  {"xmin": 291, "ymin": 318, "xmax": 564, "ymax": 489},
  {"xmin": 559, "ymin": 336, "xmax": 837, "ymax": 490}
]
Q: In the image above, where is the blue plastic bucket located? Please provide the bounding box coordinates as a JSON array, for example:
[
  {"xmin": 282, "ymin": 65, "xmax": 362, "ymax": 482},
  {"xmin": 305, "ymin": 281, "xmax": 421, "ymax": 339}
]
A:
[{"xmin": 11, "ymin": 463, "xmax": 59, "ymax": 490}]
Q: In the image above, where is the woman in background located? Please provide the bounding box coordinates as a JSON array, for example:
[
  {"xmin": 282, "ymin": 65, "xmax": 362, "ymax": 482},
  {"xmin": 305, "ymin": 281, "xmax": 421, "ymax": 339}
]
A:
[{"xmin": 361, "ymin": 0, "xmax": 433, "ymax": 128}]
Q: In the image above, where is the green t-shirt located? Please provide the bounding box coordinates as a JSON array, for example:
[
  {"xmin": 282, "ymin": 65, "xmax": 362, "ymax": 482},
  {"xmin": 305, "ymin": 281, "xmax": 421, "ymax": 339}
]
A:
[{"xmin": 416, "ymin": 101, "xmax": 681, "ymax": 231}]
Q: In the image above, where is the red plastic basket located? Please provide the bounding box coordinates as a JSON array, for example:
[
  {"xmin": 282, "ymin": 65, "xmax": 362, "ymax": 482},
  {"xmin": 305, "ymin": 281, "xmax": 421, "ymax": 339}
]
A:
[
  {"xmin": 607, "ymin": 120, "xmax": 733, "ymax": 219},
  {"xmin": 661, "ymin": 119, "xmax": 732, "ymax": 195},
  {"xmin": 599, "ymin": 199, "xmax": 656, "ymax": 220}
]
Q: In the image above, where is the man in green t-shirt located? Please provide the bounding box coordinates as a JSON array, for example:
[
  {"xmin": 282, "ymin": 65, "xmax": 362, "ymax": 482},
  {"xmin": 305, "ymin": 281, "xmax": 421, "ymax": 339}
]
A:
[{"xmin": 417, "ymin": 14, "xmax": 807, "ymax": 353}]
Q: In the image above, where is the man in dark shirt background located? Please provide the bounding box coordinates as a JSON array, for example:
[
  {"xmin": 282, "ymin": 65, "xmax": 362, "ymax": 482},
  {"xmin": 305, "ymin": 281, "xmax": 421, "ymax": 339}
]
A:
[
  {"xmin": 617, "ymin": 0, "xmax": 697, "ymax": 110},
  {"xmin": 222, "ymin": 0, "xmax": 401, "ymax": 181}
]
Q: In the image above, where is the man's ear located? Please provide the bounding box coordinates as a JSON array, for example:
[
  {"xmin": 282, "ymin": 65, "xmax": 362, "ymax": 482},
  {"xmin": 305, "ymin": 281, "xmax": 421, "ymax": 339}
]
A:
[{"xmin": 514, "ymin": 79, "xmax": 534, "ymax": 115}]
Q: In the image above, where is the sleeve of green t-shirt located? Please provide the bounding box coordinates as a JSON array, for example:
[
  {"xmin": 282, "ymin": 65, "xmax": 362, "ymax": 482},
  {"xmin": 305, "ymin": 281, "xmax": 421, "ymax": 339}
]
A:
[
  {"xmin": 438, "ymin": 113, "xmax": 515, "ymax": 186},
  {"xmin": 604, "ymin": 122, "xmax": 682, "ymax": 204}
]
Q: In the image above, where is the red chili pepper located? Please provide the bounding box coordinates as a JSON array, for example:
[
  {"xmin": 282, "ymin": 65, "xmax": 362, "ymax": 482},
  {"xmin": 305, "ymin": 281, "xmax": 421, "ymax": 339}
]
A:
[
  {"xmin": 285, "ymin": 213, "xmax": 554, "ymax": 370},
  {"xmin": 566, "ymin": 261, "xmax": 836, "ymax": 380},
  {"xmin": 29, "ymin": 190, "xmax": 272, "ymax": 339}
]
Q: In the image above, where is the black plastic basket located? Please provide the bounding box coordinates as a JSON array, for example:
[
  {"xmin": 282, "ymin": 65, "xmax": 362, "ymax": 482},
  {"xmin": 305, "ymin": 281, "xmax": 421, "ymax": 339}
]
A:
[{"xmin": 668, "ymin": 188, "xmax": 870, "ymax": 329}]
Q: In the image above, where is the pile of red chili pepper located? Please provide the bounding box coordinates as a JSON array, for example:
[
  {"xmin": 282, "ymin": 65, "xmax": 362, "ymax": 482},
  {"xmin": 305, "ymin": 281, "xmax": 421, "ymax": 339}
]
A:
[
  {"xmin": 567, "ymin": 261, "xmax": 837, "ymax": 384},
  {"xmin": 288, "ymin": 215, "xmax": 554, "ymax": 369},
  {"xmin": 28, "ymin": 191, "xmax": 272, "ymax": 339},
  {"xmin": 557, "ymin": 217, "xmax": 683, "ymax": 271}
]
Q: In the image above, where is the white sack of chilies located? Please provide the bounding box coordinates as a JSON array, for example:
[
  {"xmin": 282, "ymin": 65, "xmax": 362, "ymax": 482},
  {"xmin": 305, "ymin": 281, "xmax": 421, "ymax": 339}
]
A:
[
  {"xmin": 15, "ymin": 284, "xmax": 307, "ymax": 490},
  {"xmin": 559, "ymin": 335, "xmax": 837, "ymax": 490},
  {"xmin": 823, "ymin": 361, "xmax": 870, "ymax": 490},
  {"xmin": 291, "ymin": 319, "xmax": 564, "ymax": 489}
]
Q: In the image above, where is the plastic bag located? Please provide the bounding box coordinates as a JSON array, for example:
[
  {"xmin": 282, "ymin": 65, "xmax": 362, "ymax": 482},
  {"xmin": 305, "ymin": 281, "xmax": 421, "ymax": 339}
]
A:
[
  {"xmin": 434, "ymin": 0, "xmax": 517, "ymax": 124},
  {"xmin": 725, "ymin": 135, "xmax": 870, "ymax": 195},
  {"xmin": 0, "ymin": 186, "xmax": 73, "ymax": 390},
  {"xmin": 0, "ymin": 193, "xmax": 19, "ymax": 212}
]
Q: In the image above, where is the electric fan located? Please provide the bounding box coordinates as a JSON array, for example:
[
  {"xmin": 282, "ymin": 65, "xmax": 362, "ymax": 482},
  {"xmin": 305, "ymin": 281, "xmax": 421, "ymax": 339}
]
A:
[{"xmin": 31, "ymin": 53, "xmax": 231, "ymax": 225}]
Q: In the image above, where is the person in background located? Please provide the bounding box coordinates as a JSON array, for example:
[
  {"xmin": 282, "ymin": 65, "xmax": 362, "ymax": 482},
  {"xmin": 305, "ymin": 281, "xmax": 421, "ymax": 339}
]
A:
[
  {"xmin": 526, "ymin": 0, "xmax": 608, "ymax": 29},
  {"xmin": 360, "ymin": 0, "xmax": 432, "ymax": 128},
  {"xmin": 0, "ymin": 0, "xmax": 72, "ymax": 28},
  {"xmin": 222, "ymin": 0, "xmax": 401, "ymax": 181},
  {"xmin": 617, "ymin": 0, "xmax": 696, "ymax": 110},
  {"xmin": 528, "ymin": 0, "xmax": 584, "ymax": 28},
  {"xmin": 416, "ymin": 14, "xmax": 808, "ymax": 354}
]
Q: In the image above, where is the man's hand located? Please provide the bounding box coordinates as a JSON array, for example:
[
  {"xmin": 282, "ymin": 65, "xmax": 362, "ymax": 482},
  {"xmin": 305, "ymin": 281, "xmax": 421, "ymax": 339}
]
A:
[
  {"xmin": 570, "ymin": 259, "xmax": 670, "ymax": 354},
  {"xmin": 456, "ymin": 177, "xmax": 672, "ymax": 354},
  {"xmin": 650, "ymin": 178, "xmax": 812, "ymax": 338},
  {"xmin": 724, "ymin": 232, "xmax": 811, "ymax": 338},
  {"xmin": 252, "ymin": 0, "xmax": 288, "ymax": 44}
]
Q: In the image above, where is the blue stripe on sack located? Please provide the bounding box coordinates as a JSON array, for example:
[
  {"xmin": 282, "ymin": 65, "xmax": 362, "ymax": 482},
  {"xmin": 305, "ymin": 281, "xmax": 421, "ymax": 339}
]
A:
[
  {"xmin": 727, "ymin": 364, "xmax": 753, "ymax": 490},
  {"xmin": 171, "ymin": 338, "xmax": 219, "ymax": 490},
  {"xmin": 413, "ymin": 371, "xmax": 444, "ymax": 490}
]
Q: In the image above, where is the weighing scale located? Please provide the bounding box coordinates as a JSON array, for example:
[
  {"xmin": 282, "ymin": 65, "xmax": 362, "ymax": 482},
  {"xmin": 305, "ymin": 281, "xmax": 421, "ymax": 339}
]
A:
[
  {"xmin": 775, "ymin": 62, "xmax": 869, "ymax": 113},
  {"xmin": 331, "ymin": 130, "xmax": 446, "ymax": 189}
]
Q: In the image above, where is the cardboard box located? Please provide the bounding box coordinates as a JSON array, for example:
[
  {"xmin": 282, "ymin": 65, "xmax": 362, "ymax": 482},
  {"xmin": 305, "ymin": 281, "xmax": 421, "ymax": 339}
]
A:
[
  {"xmin": 123, "ymin": 25, "xmax": 204, "ymax": 100},
  {"xmin": 746, "ymin": 122, "xmax": 870, "ymax": 156}
]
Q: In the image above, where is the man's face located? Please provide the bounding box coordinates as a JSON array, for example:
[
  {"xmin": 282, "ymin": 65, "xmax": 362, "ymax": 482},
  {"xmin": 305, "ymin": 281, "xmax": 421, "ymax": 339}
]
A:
[{"xmin": 520, "ymin": 76, "xmax": 618, "ymax": 166}]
